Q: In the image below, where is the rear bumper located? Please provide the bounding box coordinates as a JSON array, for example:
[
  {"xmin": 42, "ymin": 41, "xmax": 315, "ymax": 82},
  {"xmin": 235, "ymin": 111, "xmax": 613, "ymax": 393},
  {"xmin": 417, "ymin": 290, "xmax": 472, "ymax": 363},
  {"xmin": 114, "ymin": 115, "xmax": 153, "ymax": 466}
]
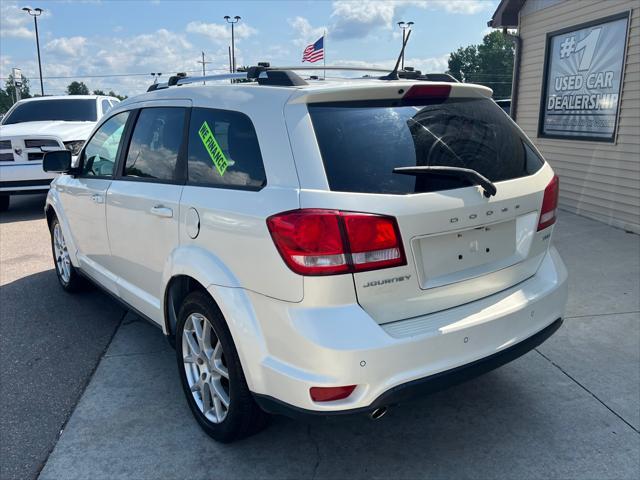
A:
[
  {"xmin": 217, "ymin": 246, "xmax": 568, "ymax": 414},
  {"xmin": 254, "ymin": 317, "xmax": 563, "ymax": 418}
]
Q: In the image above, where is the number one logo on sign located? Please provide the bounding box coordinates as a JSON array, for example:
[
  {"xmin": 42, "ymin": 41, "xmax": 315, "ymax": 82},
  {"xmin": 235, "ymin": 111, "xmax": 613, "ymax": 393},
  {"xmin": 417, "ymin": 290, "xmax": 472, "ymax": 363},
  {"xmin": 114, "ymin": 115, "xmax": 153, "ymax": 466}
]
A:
[{"xmin": 559, "ymin": 28, "xmax": 601, "ymax": 71}]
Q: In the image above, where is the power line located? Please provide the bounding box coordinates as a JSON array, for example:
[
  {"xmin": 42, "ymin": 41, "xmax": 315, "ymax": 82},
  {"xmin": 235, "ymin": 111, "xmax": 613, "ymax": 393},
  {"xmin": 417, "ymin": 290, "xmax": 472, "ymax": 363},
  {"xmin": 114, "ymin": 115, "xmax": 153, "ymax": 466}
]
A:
[{"xmin": 0, "ymin": 68, "xmax": 230, "ymax": 81}]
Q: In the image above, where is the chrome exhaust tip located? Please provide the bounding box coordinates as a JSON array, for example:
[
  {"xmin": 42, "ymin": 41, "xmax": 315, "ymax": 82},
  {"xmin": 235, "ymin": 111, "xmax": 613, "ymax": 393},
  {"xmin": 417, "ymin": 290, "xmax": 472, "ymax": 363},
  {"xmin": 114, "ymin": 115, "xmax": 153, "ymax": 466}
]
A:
[{"xmin": 369, "ymin": 407, "xmax": 388, "ymax": 420}]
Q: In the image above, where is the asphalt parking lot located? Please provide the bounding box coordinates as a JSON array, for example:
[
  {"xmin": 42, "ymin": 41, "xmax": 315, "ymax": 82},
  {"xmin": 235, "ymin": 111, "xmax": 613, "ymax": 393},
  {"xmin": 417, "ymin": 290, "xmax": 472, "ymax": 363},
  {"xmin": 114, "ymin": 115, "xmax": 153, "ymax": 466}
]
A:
[
  {"xmin": 0, "ymin": 195, "xmax": 125, "ymax": 480},
  {"xmin": 1, "ymin": 194, "xmax": 639, "ymax": 480}
]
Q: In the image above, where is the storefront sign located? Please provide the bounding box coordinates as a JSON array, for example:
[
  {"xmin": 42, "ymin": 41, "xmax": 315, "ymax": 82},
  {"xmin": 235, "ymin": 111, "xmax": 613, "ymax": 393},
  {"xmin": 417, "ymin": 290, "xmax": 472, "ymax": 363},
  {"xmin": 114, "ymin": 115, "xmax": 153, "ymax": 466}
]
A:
[{"xmin": 539, "ymin": 12, "xmax": 630, "ymax": 141}]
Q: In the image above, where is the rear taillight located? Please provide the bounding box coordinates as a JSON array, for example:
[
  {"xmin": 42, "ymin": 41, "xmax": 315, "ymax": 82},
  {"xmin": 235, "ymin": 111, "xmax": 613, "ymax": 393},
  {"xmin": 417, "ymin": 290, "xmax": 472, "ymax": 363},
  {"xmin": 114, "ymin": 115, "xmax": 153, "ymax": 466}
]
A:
[
  {"xmin": 403, "ymin": 84, "xmax": 451, "ymax": 100},
  {"xmin": 310, "ymin": 385, "xmax": 356, "ymax": 402},
  {"xmin": 538, "ymin": 175, "xmax": 559, "ymax": 231},
  {"xmin": 267, "ymin": 209, "xmax": 406, "ymax": 276}
]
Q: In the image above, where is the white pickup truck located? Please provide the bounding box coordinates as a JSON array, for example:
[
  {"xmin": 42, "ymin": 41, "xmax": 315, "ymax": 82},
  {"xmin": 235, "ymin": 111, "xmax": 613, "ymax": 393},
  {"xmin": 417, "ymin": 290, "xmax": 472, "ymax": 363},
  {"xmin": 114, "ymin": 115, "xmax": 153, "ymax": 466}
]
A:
[{"xmin": 0, "ymin": 95, "xmax": 119, "ymax": 211}]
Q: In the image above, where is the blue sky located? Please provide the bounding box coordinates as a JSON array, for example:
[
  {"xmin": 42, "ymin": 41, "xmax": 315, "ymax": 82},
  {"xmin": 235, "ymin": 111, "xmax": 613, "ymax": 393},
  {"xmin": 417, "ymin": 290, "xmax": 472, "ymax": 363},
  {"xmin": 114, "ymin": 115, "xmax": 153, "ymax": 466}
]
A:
[{"xmin": 1, "ymin": 0, "xmax": 499, "ymax": 96}]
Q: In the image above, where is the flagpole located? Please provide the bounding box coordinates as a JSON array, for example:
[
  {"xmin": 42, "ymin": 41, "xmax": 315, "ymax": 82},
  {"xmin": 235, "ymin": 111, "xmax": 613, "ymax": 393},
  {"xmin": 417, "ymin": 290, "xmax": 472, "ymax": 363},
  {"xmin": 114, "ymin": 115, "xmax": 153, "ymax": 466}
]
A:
[{"xmin": 323, "ymin": 30, "xmax": 326, "ymax": 80}]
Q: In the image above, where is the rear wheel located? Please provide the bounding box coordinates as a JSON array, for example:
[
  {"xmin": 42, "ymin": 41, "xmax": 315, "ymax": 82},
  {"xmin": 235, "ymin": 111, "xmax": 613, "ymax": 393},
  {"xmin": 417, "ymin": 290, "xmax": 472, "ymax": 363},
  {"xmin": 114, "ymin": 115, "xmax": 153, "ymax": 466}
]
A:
[
  {"xmin": 176, "ymin": 291, "xmax": 268, "ymax": 442},
  {"xmin": 0, "ymin": 195, "xmax": 9, "ymax": 212},
  {"xmin": 50, "ymin": 216, "xmax": 84, "ymax": 292}
]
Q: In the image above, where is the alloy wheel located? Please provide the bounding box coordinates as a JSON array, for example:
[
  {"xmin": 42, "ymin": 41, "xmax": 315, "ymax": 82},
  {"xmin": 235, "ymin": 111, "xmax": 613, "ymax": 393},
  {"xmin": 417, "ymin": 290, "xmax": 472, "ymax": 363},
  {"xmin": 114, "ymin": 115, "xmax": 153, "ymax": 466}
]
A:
[
  {"xmin": 53, "ymin": 222, "xmax": 71, "ymax": 284},
  {"xmin": 182, "ymin": 313, "xmax": 231, "ymax": 423}
]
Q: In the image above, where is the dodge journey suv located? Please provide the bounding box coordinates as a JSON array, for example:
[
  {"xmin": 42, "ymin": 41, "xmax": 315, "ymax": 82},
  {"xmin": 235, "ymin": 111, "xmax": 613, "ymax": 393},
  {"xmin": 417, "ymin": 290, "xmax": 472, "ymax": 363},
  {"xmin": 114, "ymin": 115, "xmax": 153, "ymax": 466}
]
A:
[{"xmin": 43, "ymin": 67, "xmax": 568, "ymax": 442}]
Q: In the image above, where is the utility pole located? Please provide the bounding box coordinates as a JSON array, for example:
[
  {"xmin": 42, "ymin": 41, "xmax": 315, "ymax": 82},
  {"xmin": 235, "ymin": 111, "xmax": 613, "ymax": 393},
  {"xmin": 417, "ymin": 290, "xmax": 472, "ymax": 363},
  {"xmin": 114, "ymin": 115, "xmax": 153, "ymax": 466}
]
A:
[
  {"xmin": 22, "ymin": 7, "xmax": 45, "ymax": 96},
  {"xmin": 397, "ymin": 21, "xmax": 414, "ymax": 71},
  {"xmin": 12, "ymin": 68, "xmax": 22, "ymax": 103},
  {"xmin": 197, "ymin": 51, "xmax": 213, "ymax": 84},
  {"xmin": 228, "ymin": 47, "xmax": 232, "ymax": 73},
  {"xmin": 224, "ymin": 16, "xmax": 241, "ymax": 72}
]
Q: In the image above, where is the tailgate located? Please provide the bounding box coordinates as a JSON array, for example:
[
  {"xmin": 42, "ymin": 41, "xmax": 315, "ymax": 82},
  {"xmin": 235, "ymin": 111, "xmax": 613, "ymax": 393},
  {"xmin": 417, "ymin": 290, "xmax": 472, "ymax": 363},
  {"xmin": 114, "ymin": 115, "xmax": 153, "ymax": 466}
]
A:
[
  {"xmin": 349, "ymin": 173, "xmax": 553, "ymax": 324},
  {"xmin": 294, "ymin": 84, "xmax": 555, "ymax": 324}
]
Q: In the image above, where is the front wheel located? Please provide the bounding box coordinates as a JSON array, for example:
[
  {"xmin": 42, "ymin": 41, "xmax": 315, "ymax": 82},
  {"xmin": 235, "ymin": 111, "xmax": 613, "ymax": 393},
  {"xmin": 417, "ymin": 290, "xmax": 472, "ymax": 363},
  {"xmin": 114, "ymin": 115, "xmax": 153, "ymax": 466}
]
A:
[
  {"xmin": 176, "ymin": 291, "xmax": 268, "ymax": 442},
  {"xmin": 0, "ymin": 195, "xmax": 9, "ymax": 212},
  {"xmin": 50, "ymin": 216, "xmax": 85, "ymax": 292}
]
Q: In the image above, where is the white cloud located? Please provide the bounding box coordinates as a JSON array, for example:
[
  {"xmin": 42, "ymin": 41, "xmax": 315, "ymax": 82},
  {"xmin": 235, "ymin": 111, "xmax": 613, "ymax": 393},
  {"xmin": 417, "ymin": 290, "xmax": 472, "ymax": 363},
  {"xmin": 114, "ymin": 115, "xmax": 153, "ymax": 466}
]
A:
[
  {"xmin": 330, "ymin": 0, "xmax": 493, "ymax": 39},
  {"xmin": 288, "ymin": 16, "xmax": 327, "ymax": 47},
  {"xmin": 186, "ymin": 21, "xmax": 257, "ymax": 43},
  {"xmin": 0, "ymin": 1, "xmax": 34, "ymax": 39},
  {"xmin": 45, "ymin": 36, "xmax": 88, "ymax": 57},
  {"xmin": 430, "ymin": 0, "xmax": 493, "ymax": 15},
  {"xmin": 8, "ymin": 28, "xmax": 221, "ymax": 97},
  {"xmin": 330, "ymin": 1, "xmax": 398, "ymax": 39},
  {"xmin": 330, "ymin": 53, "xmax": 450, "ymax": 74}
]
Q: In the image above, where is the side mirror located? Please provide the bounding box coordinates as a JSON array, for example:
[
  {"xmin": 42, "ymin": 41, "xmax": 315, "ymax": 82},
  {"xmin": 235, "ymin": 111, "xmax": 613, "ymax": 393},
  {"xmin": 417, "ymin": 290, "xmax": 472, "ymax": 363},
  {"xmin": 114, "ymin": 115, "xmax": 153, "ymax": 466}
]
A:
[{"xmin": 43, "ymin": 150, "xmax": 73, "ymax": 173}]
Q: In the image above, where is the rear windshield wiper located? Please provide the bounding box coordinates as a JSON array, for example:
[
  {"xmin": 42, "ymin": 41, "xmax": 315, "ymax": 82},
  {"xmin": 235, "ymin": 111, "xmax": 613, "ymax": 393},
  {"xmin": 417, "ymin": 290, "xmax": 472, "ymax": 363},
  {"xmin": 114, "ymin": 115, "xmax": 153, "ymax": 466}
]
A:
[{"xmin": 393, "ymin": 166, "xmax": 497, "ymax": 198}]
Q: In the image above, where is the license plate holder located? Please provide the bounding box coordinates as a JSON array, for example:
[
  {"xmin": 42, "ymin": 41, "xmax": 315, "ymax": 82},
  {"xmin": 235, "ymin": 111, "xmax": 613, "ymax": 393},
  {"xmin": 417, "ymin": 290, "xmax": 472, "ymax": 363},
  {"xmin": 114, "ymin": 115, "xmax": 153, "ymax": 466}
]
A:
[{"xmin": 413, "ymin": 219, "xmax": 518, "ymax": 289}]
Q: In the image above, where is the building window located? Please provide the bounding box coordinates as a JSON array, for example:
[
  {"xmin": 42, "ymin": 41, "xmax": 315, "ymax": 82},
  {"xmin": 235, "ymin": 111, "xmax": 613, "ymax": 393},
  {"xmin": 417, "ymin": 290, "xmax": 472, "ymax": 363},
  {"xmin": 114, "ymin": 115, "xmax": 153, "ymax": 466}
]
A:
[{"xmin": 539, "ymin": 12, "xmax": 630, "ymax": 142}]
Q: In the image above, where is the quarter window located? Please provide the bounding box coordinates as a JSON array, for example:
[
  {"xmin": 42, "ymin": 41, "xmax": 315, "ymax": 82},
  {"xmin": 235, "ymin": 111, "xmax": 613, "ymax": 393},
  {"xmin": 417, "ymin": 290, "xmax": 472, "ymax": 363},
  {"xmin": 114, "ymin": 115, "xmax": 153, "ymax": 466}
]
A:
[
  {"xmin": 81, "ymin": 111, "xmax": 130, "ymax": 177},
  {"xmin": 101, "ymin": 99, "xmax": 112, "ymax": 115},
  {"xmin": 124, "ymin": 107, "xmax": 186, "ymax": 181},
  {"xmin": 187, "ymin": 108, "xmax": 266, "ymax": 190}
]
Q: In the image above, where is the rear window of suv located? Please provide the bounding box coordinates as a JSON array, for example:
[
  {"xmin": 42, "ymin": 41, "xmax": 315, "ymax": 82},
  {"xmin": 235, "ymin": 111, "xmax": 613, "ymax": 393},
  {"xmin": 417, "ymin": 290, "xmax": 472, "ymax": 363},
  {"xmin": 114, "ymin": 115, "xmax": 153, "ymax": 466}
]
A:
[{"xmin": 308, "ymin": 97, "xmax": 544, "ymax": 195}]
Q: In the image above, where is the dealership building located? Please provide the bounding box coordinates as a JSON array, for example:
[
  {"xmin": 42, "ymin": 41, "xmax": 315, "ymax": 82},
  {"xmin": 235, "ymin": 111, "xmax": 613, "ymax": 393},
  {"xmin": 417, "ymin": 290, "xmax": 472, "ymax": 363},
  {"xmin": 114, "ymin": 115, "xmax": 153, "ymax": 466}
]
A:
[{"xmin": 490, "ymin": 0, "xmax": 639, "ymax": 233}]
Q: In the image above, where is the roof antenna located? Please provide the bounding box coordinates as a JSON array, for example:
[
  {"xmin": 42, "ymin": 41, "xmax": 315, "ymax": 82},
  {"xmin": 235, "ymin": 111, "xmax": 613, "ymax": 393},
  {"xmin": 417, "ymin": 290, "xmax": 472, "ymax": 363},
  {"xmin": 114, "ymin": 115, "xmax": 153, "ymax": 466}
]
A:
[{"xmin": 381, "ymin": 29, "xmax": 412, "ymax": 80}]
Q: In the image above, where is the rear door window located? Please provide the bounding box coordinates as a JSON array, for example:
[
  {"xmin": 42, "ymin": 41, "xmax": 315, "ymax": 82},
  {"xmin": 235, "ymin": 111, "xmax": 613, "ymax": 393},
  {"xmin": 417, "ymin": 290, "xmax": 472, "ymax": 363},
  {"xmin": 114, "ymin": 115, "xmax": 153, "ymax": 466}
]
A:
[
  {"xmin": 187, "ymin": 108, "xmax": 266, "ymax": 190},
  {"xmin": 308, "ymin": 97, "xmax": 544, "ymax": 195},
  {"xmin": 123, "ymin": 107, "xmax": 186, "ymax": 181}
]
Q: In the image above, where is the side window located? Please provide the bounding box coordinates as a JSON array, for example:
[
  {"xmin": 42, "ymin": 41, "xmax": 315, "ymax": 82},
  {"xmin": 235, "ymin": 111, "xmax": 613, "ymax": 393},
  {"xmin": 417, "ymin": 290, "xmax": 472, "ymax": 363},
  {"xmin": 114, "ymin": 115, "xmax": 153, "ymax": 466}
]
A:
[
  {"xmin": 101, "ymin": 99, "xmax": 112, "ymax": 115},
  {"xmin": 81, "ymin": 111, "xmax": 130, "ymax": 177},
  {"xmin": 187, "ymin": 108, "xmax": 266, "ymax": 190},
  {"xmin": 123, "ymin": 107, "xmax": 186, "ymax": 181}
]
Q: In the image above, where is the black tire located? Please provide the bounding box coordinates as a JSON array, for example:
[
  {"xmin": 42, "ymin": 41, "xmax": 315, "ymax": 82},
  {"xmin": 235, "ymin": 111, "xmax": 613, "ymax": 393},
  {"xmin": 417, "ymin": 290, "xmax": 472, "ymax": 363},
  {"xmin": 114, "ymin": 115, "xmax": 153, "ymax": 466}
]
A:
[
  {"xmin": 0, "ymin": 195, "xmax": 9, "ymax": 212},
  {"xmin": 49, "ymin": 216, "xmax": 85, "ymax": 293},
  {"xmin": 176, "ymin": 291, "xmax": 268, "ymax": 442}
]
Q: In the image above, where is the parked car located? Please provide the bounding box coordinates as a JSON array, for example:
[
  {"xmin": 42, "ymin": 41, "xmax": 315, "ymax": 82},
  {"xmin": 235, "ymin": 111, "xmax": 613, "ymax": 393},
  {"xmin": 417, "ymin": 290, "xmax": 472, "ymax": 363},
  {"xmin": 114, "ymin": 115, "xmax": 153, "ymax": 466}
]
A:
[
  {"xmin": 495, "ymin": 98, "xmax": 511, "ymax": 115},
  {"xmin": 43, "ymin": 69, "xmax": 567, "ymax": 442},
  {"xmin": 0, "ymin": 95, "xmax": 119, "ymax": 211}
]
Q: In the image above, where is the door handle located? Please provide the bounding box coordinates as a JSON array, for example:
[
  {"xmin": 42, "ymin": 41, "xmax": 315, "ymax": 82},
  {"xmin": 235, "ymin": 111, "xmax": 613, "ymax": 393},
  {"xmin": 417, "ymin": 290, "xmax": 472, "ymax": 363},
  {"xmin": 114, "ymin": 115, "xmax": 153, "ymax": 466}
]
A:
[
  {"xmin": 91, "ymin": 193, "xmax": 104, "ymax": 204},
  {"xmin": 150, "ymin": 205, "xmax": 173, "ymax": 218}
]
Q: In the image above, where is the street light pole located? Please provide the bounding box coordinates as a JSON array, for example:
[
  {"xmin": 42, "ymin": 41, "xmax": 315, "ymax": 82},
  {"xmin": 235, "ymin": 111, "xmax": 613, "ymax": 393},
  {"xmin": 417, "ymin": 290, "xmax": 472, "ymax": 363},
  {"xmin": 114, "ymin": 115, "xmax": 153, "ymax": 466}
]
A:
[
  {"xmin": 397, "ymin": 21, "xmax": 414, "ymax": 71},
  {"xmin": 22, "ymin": 7, "xmax": 45, "ymax": 96},
  {"xmin": 224, "ymin": 16, "xmax": 241, "ymax": 72}
]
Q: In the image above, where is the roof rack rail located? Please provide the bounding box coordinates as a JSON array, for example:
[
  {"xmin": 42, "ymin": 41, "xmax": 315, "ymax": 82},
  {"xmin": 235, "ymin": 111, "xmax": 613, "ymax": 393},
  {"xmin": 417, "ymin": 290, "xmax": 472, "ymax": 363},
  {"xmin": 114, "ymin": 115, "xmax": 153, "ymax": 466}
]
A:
[{"xmin": 145, "ymin": 65, "xmax": 460, "ymax": 92}]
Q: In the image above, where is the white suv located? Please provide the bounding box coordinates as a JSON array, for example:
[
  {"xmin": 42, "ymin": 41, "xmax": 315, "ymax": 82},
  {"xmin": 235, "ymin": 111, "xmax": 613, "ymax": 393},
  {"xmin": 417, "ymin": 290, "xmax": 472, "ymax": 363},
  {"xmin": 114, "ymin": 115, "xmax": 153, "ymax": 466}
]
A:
[
  {"xmin": 0, "ymin": 95, "xmax": 119, "ymax": 211},
  {"xmin": 43, "ymin": 69, "xmax": 568, "ymax": 442}
]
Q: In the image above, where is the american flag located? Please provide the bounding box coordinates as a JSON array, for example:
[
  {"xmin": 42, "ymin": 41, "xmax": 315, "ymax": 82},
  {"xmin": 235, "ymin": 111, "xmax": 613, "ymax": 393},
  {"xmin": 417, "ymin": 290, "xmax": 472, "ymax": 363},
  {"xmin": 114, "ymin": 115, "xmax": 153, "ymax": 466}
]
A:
[{"xmin": 302, "ymin": 36, "xmax": 324, "ymax": 63}]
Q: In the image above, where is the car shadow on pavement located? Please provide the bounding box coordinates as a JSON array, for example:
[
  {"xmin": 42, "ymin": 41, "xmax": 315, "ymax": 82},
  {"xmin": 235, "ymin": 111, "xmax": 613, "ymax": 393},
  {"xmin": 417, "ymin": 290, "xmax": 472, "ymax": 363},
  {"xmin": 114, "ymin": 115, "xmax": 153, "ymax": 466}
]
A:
[
  {"xmin": 0, "ymin": 194, "xmax": 47, "ymax": 224},
  {"xmin": 0, "ymin": 268, "xmax": 125, "ymax": 480}
]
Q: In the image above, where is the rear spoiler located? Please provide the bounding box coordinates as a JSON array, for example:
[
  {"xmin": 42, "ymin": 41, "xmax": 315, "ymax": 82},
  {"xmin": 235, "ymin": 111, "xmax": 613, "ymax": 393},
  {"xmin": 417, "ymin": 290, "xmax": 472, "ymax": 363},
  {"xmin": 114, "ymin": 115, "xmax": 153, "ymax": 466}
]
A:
[{"xmin": 288, "ymin": 82, "xmax": 493, "ymax": 105}]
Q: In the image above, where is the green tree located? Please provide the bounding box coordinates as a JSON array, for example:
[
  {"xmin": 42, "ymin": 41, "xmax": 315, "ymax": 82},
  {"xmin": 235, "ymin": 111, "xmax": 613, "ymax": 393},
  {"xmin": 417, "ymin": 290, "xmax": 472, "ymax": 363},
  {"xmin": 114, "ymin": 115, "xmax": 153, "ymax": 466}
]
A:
[
  {"xmin": 67, "ymin": 81, "xmax": 90, "ymax": 95},
  {"xmin": 0, "ymin": 74, "xmax": 32, "ymax": 113},
  {"xmin": 107, "ymin": 90, "xmax": 127, "ymax": 101},
  {"xmin": 447, "ymin": 31, "xmax": 514, "ymax": 99},
  {"xmin": 448, "ymin": 45, "xmax": 480, "ymax": 83},
  {"xmin": 92, "ymin": 89, "xmax": 106, "ymax": 95}
]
